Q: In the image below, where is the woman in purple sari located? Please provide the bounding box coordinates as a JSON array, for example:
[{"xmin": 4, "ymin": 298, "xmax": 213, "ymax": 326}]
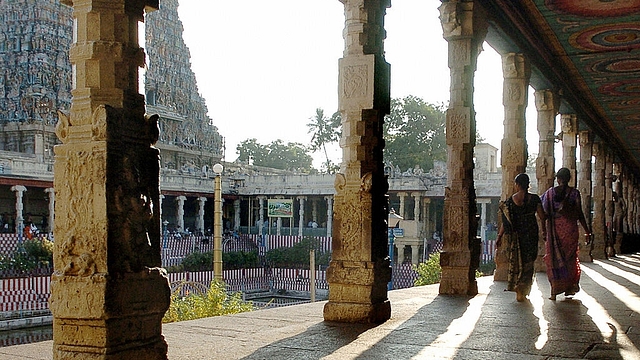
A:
[{"xmin": 541, "ymin": 168, "xmax": 592, "ymax": 301}]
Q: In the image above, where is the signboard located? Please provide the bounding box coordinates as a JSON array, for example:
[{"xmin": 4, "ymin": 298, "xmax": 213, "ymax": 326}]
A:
[
  {"xmin": 267, "ymin": 199, "xmax": 293, "ymax": 218},
  {"xmin": 388, "ymin": 228, "xmax": 404, "ymax": 237}
]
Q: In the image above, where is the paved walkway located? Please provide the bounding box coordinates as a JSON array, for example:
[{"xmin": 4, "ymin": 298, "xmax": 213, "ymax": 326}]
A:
[{"xmin": 4, "ymin": 254, "xmax": 640, "ymax": 359}]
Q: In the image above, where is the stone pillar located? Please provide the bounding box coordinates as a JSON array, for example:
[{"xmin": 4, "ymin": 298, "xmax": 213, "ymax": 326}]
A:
[
  {"xmin": 258, "ymin": 196, "xmax": 265, "ymax": 235},
  {"xmin": 411, "ymin": 245, "xmax": 420, "ymax": 265},
  {"xmin": 412, "ymin": 192, "xmax": 421, "ymax": 221},
  {"xmin": 311, "ymin": 199, "xmax": 318, "ymax": 223},
  {"xmin": 495, "ymin": 53, "xmax": 530, "ymax": 281},
  {"xmin": 324, "ymin": 0, "xmax": 392, "ymax": 323},
  {"xmin": 578, "ymin": 131, "xmax": 593, "ymax": 263},
  {"xmin": 325, "ymin": 195, "xmax": 333, "ymax": 237},
  {"xmin": 196, "ymin": 197, "xmax": 207, "ymax": 234},
  {"xmin": 233, "ymin": 199, "xmax": 241, "ymax": 231},
  {"xmin": 534, "ymin": 89, "xmax": 558, "ymax": 270},
  {"xmin": 423, "ymin": 198, "xmax": 431, "ymax": 239},
  {"xmin": 561, "ymin": 114, "xmax": 578, "ymax": 187},
  {"xmin": 50, "ymin": 0, "xmax": 169, "ymax": 358},
  {"xmin": 477, "ymin": 199, "xmax": 489, "ymax": 242},
  {"xmin": 298, "ymin": 196, "xmax": 306, "ymax": 236},
  {"xmin": 605, "ymin": 148, "xmax": 614, "ymax": 256},
  {"xmin": 45, "ymin": 187, "xmax": 55, "ymax": 235},
  {"xmin": 438, "ymin": 0, "xmax": 487, "ymax": 295},
  {"xmin": 592, "ymin": 143, "xmax": 607, "ymax": 259},
  {"xmin": 623, "ymin": 171, "xmax": 631, "ymax": 234},
  {"xmin": 159, "ymin": 194, "xmax": 164, "ymax": 221},
  {"xmin": 10, "ymin": 185, "xmax": 26, "ymax": 233},
  {"xmin": 176, "ymin": 195, "xmax": 186, "ymax": 232},
  {"xmin": 397, "ymin": 192, "xmax": 407, "ymax": 218},
  {"xmin": 397, "ymin": 245, "xmax": 405, "ymax": 264}
]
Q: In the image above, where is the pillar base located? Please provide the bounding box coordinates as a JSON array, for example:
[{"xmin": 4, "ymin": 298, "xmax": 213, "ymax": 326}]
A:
[
  {"xmin": 51, "ymin": 269, "xmax": 170, "ymax": 359},
  {"xmin": 323, "ymin": 300, "xmax": 391, "ymax": 324}
]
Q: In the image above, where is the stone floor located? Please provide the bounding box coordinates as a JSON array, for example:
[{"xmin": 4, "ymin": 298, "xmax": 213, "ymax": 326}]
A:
[{"xmin": 4, "ymin": 254, "xmax": 640, "ymax": 359}]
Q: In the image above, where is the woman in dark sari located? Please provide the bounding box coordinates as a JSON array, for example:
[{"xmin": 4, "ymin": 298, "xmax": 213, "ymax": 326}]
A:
[
  {"xmin": 541, "ymin": 167, "xmax": 592, "ymax": 301},
  {"xmin": 497, "ymin": 173, "xmax": 546, "ymax": 302}
]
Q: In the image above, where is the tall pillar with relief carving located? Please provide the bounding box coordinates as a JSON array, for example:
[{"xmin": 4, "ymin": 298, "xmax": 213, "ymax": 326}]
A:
[
  {"xmin": 604, "ymin": 148, "xmax": 614, "ymax": 256},
  {"xmin": 197, "ymin": 197, "xmax": 207, "ymax": 234},
  {"xmin": 534, "ymin": 89, "xmax": 558, "ymax": 271},
  {"xmin": 438, "ymin": 0, "xmax": 487, "ymax": 295},
  {"xmin": 10, "ymin": 185, "xmax": 26, "ymax": 233},
  {"xmin": 592, "ymin": 142, "xmax": 606, "ymax": 259},
  {"xmin": 495, "ymin": 53, "xmax": 530, "ymax": 281},
  {"xmin": 50, "ymin": 0, "xmax": 170, "ymax": 358},
  {"xmin": 561, "ymin": 114, "xmax": 578, "ymax": 187},
  {"xmin": 578, "ymin": 131, "xmax": 593, "ymax": 262},
  {"xmin": 323, "ymin": 0, "xmax": 392, "ymax": 323}
]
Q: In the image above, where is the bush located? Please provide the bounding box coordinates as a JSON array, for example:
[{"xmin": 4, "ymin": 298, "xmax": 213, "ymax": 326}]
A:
[
  {"xmin": 181, "ymin": 251, "xmax": 213, "ymax": 272},
  {"xmin": 162, "ymin": 280, "xmax": 254, "ymax": 323},
  {"xmin": 223, "ymin": 251, "xmax": 259, "ymax": 270},
  {"xmin": 413, "ymin": 252, "xmax": 441, "ymax": 286},
  {"xmin": 265, "ymin": 237, "xmax": 330, "ymax": 269},
  {"xmin": 477, "ymin": 260, "xmax": 496, "ymax": 276},
  {"xmin": 0, "ymin": 238, "xmax": 54, "ymax": 271}
]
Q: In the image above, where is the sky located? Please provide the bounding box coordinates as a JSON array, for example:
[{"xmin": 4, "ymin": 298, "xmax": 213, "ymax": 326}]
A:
[{"xmin": 176, "ymin": 0, "xmax": 542, "ymax": 169}]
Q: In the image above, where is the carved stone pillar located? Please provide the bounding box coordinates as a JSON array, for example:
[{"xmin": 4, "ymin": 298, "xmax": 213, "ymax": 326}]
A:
[
  {"xmin": 258, "ymin": 196, "xmax": 266, "ymax": 235},
  {"xmin": 233, "ymin": 198, "xmax": 241, "ymax": 231},
  {"xmin": 623, "ymin": 171, "xmax": 631, "ymax": 234},
  {"xmin": 495, "ymin": 53, "xmax": 530, "ymax": 281},
  {"xmin": 196, "ymin": 197, "xmax": 207, "ymax": 234},
  {"xmin": 534, "ymin": 89, "xmax": 558, "ymax": 271},
  {"xmin": 324, "ymin": 0, "xmax": 392, "ymax": 323},
  {"xmin": 159, "ymin": 194, "xmax": 164, "ymax": 221},
  {"xmin": 10, "ymin": 185, "xmax": 26, "ymax": 233},
  {"xmin": 45, "ymin": 187, "xmax": 55, "ymax": 235},
  {"xmin": 412, "ymin": 192, "xmax": 421, "ymax": 221},
  {"xmin": 325, "ymin": 195, "xmax": 333, "ymax": 237},
  {"xmin": 397, "ymin": 245, "xmax": 405, "ymax": 264},
  {"xmin": 51, "ymin": 0, "xmax": 169, "ymax": 358},
  {"xmin": 311, "ymin": 198, "xmax": 318, "ymax": 223},
  {"xmin": 592, "ymin": 143, "xmax": 606, "ymax": 259},
  {"xmin": 561, "ymin": 114, "xmax": 578, "ymax": 187},
  {"xmin": 605, "ymin": 148, "xmax": 614, "ymax": 256},
  {"xmin": 298, "ymin": 196, "xmax": 306, "ymax": 236},
  {"xmin": 176, "ymin": 195, "xmax": 186, "ymax": 232},
  {"xmin": 397, "ymin": 192, "xmax": 407, "ymax": 219},
  {"xmin": 477, "ymin": 199, "xmax": 489, "ymax": 242},
  {"xmin": 438, "ymin": 0, "xmax": 487, "ymax": 295},
  {"xmin": 612, "ymin": 162, "xmax": 623, "ymax": 254},
  {"xmin": 578, "ymin": 131, "xmax": 593, "ymax": 262},
  {"xmin": 411, "ymin": 245, "xmax": 420, "ymax": 264},
  {"xmin": 423, "ymin": 198, "xmax": 431, "ymax": 240}
]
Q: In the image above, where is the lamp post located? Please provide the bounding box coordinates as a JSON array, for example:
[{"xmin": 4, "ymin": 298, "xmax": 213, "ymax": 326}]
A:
[
  {"xmin": 388, "ymin": 208, "xmax": 403, "ymax": 290},
  {"xmin": 213, "ymin": 163, "xmax": 224, "ymax": 281}
]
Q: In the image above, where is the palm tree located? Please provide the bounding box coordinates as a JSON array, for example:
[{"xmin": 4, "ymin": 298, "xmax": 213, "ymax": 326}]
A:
[{"xmin": 307, "ymin": 108, "xmax": 341, "ymax": 173}]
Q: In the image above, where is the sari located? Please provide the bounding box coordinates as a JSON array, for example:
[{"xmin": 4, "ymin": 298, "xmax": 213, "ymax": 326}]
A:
[
  {"xmin": 498, "ymin": 194, "xmax": 541, "ymax": 296},
  {"xmin": 541, "ymin": 186, "xmax": 581, "ymax": 296}
]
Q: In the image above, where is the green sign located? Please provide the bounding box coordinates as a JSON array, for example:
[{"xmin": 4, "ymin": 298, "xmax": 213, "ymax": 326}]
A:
[{"xmin": 267, "ymin": 199, "xmax": 293, "ymax": 217}]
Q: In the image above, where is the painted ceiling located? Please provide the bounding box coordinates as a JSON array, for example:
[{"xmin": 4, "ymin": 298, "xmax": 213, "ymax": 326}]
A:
[{"xmin": 482, "ymin": 0, "xmax": 640, "ymax": 175}]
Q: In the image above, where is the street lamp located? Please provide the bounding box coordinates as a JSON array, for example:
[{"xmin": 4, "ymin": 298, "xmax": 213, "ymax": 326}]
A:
[
  {"xmin": 388, "ymin": 208, "xmax": 403, "ymax": 291},
  {"xmin": 213, "ymin": 163, "xmax": 224, "ymax": 281}
]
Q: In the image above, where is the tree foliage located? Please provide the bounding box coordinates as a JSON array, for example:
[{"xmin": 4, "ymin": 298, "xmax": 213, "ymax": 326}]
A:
[
  {"xmin": 236, "ymin": 138, "xmax": 314, "ymax": 173},
  {"xmin": 413, "ymin": 252, "xmax": 442, "ymax": 286},
  {"xmin": 384, "ymin": 96, "xmax": 447, "ymax": 172},
  {"xmin": 306, "ymin": 108, "xmax": 341, "ymax": 173},
  {"xmin": 265, "ymin": 237, "xmax": 330, "ymax": 269}
]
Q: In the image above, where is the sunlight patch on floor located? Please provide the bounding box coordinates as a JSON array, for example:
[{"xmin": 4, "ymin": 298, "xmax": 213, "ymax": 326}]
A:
[
  {"xmin": 580, "ymin": 266, "xmax": 640, "ymax": 359},
  {"xmin": 410, "ymin": 288, "xmax": 489, "ymax": 359},
  {"xmin": 530, "ymin": 279, "xmax": 548, "ymax": 349}
]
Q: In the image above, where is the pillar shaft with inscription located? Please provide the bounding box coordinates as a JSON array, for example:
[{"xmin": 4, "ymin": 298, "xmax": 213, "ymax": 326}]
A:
[
  {"xmin": 495, "ymin": 53, "xmax": 530, "ymax": 281},
  {"xmin": 438, "ymin": 0, "xmax": 487, "ymax": 295},
  {"xmin": 534, "ymin": 89, "xmax": 558, "ymax": 271},
  {"xmin": 324, "ymin": 0, "xmax": 391, "ymax": 323},
  {"xmin": 51, "ymin": 1, "xmax": 170, "ymax": 359},
  {"xmin": 578, "ymin": 131, "xmax": 593, "ymax": 262},
  {"xmin": 561, "ymin": 114, "xmax": 578, "ymax": 187},
  {"xmin": 592, "ymin": 143, "xmax": 606, "ymax": 259}
]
